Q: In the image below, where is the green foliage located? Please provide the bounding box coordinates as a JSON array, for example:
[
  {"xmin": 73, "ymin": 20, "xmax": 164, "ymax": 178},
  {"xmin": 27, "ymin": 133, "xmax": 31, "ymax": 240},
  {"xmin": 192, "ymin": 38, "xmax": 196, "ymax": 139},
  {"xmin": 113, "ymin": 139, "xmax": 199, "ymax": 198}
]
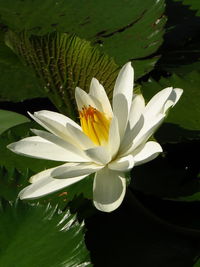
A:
[
  {"xmin": 0, "ymin": 109, "xmax": 29, "ymax": 134},
  {"xmin": 155, "ymin": 0, "xmax": 200, "ymax": 76},
  {"xmin": 0, "ymin": 32, "xmax": 44, "ymax": 102},
  {"xmin": 174, "ymin": 0, "xmax": 200, "ymax": 16},
  {"xmin": 6, "ymin": 31, "xmax": 119, "ymax": 118},
  {"xmin": 0, "ymin": 200, "xmax": 92, "ymax": 267},
  {"xmin": 0, "ymin": 0, "xmax": 166, "ymax": 79}
]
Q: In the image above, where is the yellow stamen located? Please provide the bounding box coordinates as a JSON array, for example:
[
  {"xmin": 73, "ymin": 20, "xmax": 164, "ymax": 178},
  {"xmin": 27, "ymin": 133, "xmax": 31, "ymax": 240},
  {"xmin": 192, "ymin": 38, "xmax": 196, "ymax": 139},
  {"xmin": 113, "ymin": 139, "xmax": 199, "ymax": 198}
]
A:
[{"xmin": 79, "ymin": 106, "xmax": 111, "ymax": 146}]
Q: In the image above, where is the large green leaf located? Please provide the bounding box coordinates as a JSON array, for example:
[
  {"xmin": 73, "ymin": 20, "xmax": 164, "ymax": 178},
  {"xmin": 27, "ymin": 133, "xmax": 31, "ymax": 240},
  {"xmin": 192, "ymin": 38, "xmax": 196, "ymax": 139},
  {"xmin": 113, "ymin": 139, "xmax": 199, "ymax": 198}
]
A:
[
  {"xmin": 0, "ymin": 109, "xmax": 29, "ymax": 134},
  {"xmin": 6, "ymin": 31, "xmax": 119, "ymax": 118},
  {"xmin": 174, "ymin": 0, "xmax": 200, "ymax": 16},
  {"xmin": 0, "ymin": 0, "xmax": 166, "ymax": 78},
  {"xmin": 141, "ymin": 71, "xmax": 200, "ymax": 142},
  {"xmin": 0, "ymin": 32, "xmax": 45, "ymax": 102},
  {"xmin": 0, "ymin": 200, "xmax": 91, "ymax": 267},
  {"xmin": 155, "ymin": 0, "xmax": 200, "ymax": 76}
]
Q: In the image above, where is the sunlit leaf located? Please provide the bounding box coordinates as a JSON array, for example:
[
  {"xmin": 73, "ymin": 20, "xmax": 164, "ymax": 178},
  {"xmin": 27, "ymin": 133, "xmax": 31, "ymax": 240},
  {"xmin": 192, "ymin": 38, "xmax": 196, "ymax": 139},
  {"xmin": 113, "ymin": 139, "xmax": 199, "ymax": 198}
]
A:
[
  {"xmin": 0, "ymin": 200, "xmax": 92, "ymax": 267},
  {"xmin": 0, "ymin": 0, "xmax": 166, "ymax": 78},
  {"xmin": 6, "ymin": 31, "xmax": 119, "ymax": 118}
]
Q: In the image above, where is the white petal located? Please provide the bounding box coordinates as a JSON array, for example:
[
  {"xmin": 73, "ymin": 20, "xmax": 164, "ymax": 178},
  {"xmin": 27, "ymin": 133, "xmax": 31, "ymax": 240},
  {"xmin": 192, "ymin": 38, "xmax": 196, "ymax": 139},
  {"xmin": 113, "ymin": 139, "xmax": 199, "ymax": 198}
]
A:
[
  {"xmin": 119, "ymin": 115, "xmax": 144, "ymax": 156},
  {"xmin": 108, "ymin": 154, "xmax": 134, "ymax": 172},
  {"xmin": 128, "ymin": 94, "xmax": 145, "ymax": 129},
  {"xmin": 89, "ymin": 78, "xmax": 113, "ymax": 117},
  {"xmin": 113, "ymin": 62, "xmax": 134, "ymax": 138},
  {"xmin": 84, "ymin": 146, "xmax": 111, "ymax": 165},
  {"xmin": 19, "ymin": 169, "xmax": 87, "ymax": 199},
  {"xmin": 163, "ymin": 88, "xmax": 183, "ymax": 113},
  {"xmin": 93, "ymin": 167, "xmax": 126, "ymax": 212},
  {"xmin": 31, "ymin": 129, "xmax": 89, "ymax": 162},
  {"xmin": 66, "ymin": 123, "xmax": 94, "ymax": 149},
  {"xmin": 51, "ymin": 162, "xmax": 103, "ymax": 179},
  {"xmin": 112, "ymin": 93, "xmax": 129, "ymax": 138},
  {"xmin": 7, "ymin": 136, "xmax": 83, "ymax": 162},
  {"xmin": 132, "ymin": 141, "xmax": 162, "ymax": 166},
  {"xmin": 30, "ymin": 165, "xmax": 63, "ymax": 183},
  {"xmin": 107, "ymin": 116, "xmax": 120, "ymax": 159},
  {"xmin": 144, "ymin": 87, "xmax": 173, "ymax": 118},
  {"xmin": 75, "ymin": 87, "xmax": 96, "ymax": 110},
  {"xmin": 113, "ymin": 62, "xmax": 134, "ymax": 110},
  {"xmin": 28, "ymin": 111, "xmax": 81, "ymax": 145},
  {"xmin": 124, "ymin": 113, "xmax": 165, "ymax": 155},
  {"xmin": 32, "ymin": 110, "xmax": 81, "ymax": 130}
]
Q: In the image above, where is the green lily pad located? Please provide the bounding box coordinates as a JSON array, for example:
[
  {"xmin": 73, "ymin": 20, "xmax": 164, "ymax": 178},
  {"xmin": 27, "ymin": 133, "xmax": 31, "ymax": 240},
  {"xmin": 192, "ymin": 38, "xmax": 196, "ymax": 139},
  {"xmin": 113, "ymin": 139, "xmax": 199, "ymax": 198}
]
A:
[
  {"xmin": 0, "ymin": 199, "xmax": 91, "ymax": 267},
  {"xmin": 0, "ymin": 109, "xmax": 30, "ymax": 134}
]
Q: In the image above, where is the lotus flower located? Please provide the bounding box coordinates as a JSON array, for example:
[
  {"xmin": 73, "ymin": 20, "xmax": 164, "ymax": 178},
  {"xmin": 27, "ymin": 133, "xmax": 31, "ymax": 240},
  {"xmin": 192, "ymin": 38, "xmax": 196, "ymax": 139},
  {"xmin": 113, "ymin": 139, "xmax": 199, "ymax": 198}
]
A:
[{"xmin": 8, "ymin": 63, "xmax": 183, "ymax": 212}]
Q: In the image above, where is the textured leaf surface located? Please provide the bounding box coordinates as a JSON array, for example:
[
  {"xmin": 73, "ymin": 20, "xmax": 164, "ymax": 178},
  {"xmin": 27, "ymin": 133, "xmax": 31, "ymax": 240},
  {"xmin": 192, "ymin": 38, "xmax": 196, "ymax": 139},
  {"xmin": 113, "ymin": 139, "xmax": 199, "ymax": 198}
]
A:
[
  {"xmin": 6, "ymin": 31, "xmax": 119, "ymax": 118},
  {"xmin": 0, "ymin": 109, "xmax": 29, "ymax": 134},
  {"xmin": 0, "ymin": 200, "xmax": 91, "ymax": 267},
  {"xmin": 0, "ymin": 0, "xmax": 166, "ymax": 78}
]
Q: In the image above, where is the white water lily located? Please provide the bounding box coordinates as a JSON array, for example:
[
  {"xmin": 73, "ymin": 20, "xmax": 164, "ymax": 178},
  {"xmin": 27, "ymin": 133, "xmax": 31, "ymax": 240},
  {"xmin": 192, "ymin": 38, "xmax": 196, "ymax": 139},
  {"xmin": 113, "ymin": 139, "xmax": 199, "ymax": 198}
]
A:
[{"xmin": 7, "ymin": 62, "xmax": 183, "ymax": 212}]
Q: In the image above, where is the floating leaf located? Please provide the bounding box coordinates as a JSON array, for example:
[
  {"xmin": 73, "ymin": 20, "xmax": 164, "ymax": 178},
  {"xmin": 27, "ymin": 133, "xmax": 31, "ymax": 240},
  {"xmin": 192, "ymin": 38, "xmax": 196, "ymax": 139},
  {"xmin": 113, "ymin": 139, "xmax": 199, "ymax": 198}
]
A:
[
  {"xmin": 6, "ymin": 31, "xmax": 119, "ymax": 118},
  {"xmin": 0, "ymin": 109, "xmax": 29, "ymax": 134},
  {"xmin": 155, "ymin": 0, "xmax": 200, "ymax": 76},
  {"xmin": 0, "ymin": 0, "xmax": 166, "ymax": 78},
  {"xmin": 0, "ymin": 200, "xmax": 92, "ymax": 267},
  {"xmin": 174, "ymin": 0, "xmax": 200, "ymax": 17},
  {"xmin": 0, "ymin": 31, "xmax": 45, "ymax": 102}
]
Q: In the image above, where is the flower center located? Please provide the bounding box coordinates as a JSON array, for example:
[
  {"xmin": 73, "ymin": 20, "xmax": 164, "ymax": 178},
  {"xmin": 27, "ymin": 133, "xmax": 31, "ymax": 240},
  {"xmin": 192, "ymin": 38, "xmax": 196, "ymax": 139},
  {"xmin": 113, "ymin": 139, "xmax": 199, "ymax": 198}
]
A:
[{"xmin": 79, "ymin": 106, "xmax": 111, "ymax": 146}]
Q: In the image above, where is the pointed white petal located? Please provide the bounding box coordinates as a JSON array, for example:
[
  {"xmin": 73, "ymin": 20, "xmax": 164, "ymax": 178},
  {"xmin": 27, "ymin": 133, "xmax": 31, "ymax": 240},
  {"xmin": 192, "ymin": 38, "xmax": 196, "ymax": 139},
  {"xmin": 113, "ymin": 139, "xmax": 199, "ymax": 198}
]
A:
[
  {"xmin": 84, "ymin": 146, "xmax": 111, "ymax": 165},
  {"xmin": 89, "ymin": 78, "xmax": 113, "ymax": 117},
  {"xmin": 51, "ymin": 162, "xmax": 103, "ymax": 179},
  {"xmin": 93, "ymin": 167, "xmax": 126, "ymax": 212},
  {"xmin": 173, "ymin": 88, "xmax": 183, "ymax": 105},
  {"xmin": 28, "ymin": 111, "xmax": 80, "ymax": 145},
  {"xmin": 163, "ymin": 88, "xmax": 183, "ymax": 113},
  {"xmin": 112, "ymin": 94, "xmax": 129, "ymax": 138},
  {"xmin": 113, "ymin": 62, "xmax": 134, "ymax": 138},
  {"xmin": 66, "ymin": 123, "xmax": 94, "ymax": 149},
  {"xmin": 128, "ymin": 94, "xmax": 145, "ymax": 129},
  {"xmin": 7, "ymin": 136, "xmax": 81, "ymax": 162},
  {"xmin": 32, "ymin": 110, "xmax": 81, "ymax": 130},
  {"xmin": 108, "ymin": 154, "xmax": 134, "ymax": 172},
  {"xmin": 124, "ymin": 113, "xmax": 165, "ymax": 155},
  {"xmin": 30, "ymin": 165, "xmax": 63, "ymax": 183},
  {"xmin": 132, "ymin": 141, "xmax": 162, "ymax": 166},
  {"xmin": 144, "ymin": 87, "xmax": 173, "ymax": 117},
  {"xmin": 75, "ymin": 87, "xmax": 96, "ymax": 110},
  {"xmin": 113, "ymin": 62, "xmax": 134, "ymax": 110},
  {"xmin": 107, "ymin": 116, "xmax": 120, "ymax": 159},
  {"xmin": 31, "ymin": 129, "xmax": 89, "ymax": 162},
  {"xmin": 119, "ymin": 115, "xmax": 144, "ymax": 155},
  {"xmin": 19, "ymin": 170, "xmax": 87, "ymax": 199}
]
